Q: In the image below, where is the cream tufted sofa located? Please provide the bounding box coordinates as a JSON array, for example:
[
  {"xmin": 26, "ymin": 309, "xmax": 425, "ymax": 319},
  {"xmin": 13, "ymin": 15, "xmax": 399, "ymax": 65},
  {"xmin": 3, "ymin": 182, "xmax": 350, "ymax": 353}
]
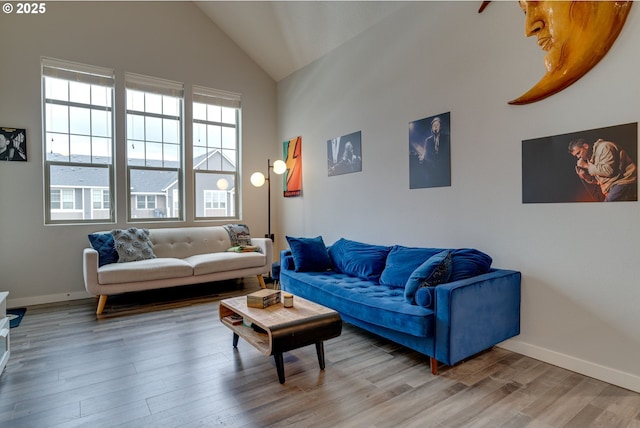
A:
[{"xmin": 83, "ymin": 226, "xmax": 272, "ymax": 315}]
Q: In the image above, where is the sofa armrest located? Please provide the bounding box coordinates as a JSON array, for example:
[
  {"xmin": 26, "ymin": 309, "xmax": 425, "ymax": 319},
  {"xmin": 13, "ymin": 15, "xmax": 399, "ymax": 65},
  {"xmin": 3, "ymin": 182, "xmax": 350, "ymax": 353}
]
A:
[
  {"xmin": 83, "ymin": 247, "xmax": 100, "ymax": 295},
  {"xmin": 250, "ymin": 237, "xmax": 274, "ymax": 269},
  {"xmin": 434, "ymin": 269, "xmax": 521, "ymax": 366}
]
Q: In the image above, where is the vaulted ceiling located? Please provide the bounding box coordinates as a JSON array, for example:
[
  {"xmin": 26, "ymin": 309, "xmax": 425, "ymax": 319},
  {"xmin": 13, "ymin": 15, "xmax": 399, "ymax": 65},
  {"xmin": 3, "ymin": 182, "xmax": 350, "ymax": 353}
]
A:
[{"xmin": 195, "ymin": 1, "xmax": 409, "ymax": 82}]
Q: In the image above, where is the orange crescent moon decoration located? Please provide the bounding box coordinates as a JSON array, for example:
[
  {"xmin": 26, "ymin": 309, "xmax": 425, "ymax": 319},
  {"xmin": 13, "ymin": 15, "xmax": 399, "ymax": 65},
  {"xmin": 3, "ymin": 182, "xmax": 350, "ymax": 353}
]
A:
[{"xmin": 480, "ymin": 1, "xmax": 632, "ymax": 105}]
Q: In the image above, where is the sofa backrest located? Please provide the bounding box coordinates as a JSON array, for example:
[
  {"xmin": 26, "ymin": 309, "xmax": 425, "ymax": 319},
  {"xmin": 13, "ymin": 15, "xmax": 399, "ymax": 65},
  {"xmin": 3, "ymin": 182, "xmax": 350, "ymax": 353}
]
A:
[{"xmin": 149, "ymin": 226, "xmax": 231, "ymax": 259}]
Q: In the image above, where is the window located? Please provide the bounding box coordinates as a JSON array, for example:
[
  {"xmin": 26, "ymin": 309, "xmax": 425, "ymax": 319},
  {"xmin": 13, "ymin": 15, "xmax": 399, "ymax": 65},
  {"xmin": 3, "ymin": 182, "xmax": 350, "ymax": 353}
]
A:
[
  {"xmin": 193, "ymin": 85, "xmax": 240, "ymax": 219},
  {"xmin": 126, "ymin": 73, "xmax": 184, "ymax": 221},
  {"xmin": 42, "ymin": 58, "xmax": 115, "ymax": 223},
  {"xmin": 92, "ymin": 189, "xmax": 109, "ymax": 209},
  {"xmin": 50, "ymin": 188, "xmax": 77, "ymax": 211}
]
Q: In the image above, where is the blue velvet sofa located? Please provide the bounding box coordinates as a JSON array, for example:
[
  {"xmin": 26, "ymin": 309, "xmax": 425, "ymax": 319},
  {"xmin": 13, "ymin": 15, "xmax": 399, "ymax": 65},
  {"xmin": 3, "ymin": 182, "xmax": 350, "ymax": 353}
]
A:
[{"xmin": 280, "ymin": 237, "xmax": 521, "ymax": 374}]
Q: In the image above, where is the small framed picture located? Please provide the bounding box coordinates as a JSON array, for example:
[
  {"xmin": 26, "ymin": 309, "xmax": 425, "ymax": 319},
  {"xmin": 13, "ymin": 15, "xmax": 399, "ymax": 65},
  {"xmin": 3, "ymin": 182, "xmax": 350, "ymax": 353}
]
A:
[
  {"xmin": 327, "ymin": 130, "xmax": 362, "ymax": 176},
  {"xmin": 409, "ymin": 112, "xmax": 451, "ymax": 189},
  {"xmin": 1, "ymin": 127, "xmax": 27, "ymax": 162}
]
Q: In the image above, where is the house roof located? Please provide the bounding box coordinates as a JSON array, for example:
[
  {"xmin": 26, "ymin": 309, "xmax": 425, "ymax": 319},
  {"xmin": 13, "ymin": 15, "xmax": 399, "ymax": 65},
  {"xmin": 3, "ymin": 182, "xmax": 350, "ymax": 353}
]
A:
[{"xmin": 49, "ymin": 150, "xmax": 235, "ymax": 193}]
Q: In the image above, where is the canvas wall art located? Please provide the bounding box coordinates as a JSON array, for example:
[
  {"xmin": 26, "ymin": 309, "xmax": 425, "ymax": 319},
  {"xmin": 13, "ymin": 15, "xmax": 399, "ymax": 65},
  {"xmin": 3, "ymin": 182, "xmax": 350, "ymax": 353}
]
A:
[
  {"xmin": 0, "ymin": 127, "xmax": 26, "ymax": 161},
  {"xmin": 409, "ymin": 112, "xmax": 451, "ymax": 189},
  {"xmin": 327, "ymin": 131, "xmax": 362, "ymax": 176},
  {"xmin": 522, "ymin": 122, "xmax": 637, "ymax": 203},
  {"xmin": 283, "ymin": 136, "xmax": 302, "ymax": 197}
]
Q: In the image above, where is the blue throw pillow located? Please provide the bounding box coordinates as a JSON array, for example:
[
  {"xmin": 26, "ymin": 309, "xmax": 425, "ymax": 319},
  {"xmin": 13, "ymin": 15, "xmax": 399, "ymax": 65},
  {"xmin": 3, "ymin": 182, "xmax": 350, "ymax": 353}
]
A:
[
  {"xmin": 328, "ymin": 238, "xmax": 390, "ymax": 282},
  {"xmin": 286, "ymin": 236, "xmax": 332, "ymax": 272},
  {"xmin": 404, "ymin": 250, "xmax": 452, "ymax": 304},
  {"xmin": 380, "ymin": 245, "xmax": 446, "ymax": 288},
  {"xmin": 88, "ymin": 233, "xmax": 119, "ymax": 267},
  {"xmin": 449, "ymin": 248, "xmax": 492, "ymax": 281}
]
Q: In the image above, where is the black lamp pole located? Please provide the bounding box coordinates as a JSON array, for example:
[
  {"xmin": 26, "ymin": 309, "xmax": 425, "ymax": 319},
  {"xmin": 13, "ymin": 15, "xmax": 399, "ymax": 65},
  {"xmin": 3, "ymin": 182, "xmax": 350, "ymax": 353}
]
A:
[{"xmin": 266, "ymin": 158, "xmax": 274, "ymax": 242}]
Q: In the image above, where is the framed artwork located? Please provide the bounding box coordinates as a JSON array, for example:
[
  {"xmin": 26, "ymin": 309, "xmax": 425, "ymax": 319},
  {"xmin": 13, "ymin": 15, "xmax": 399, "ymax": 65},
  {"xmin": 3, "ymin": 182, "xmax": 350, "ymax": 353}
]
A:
[
  {"xmin": 409, "ymin": 112, "xmax": 451, "ymax": 189},
  {"xmin": 0, "ymin": 127, "xmax": 26, "ymax": 162},
  {"xmin": 283, "ymin": 136, "xmax": 302, "ymax": 197},
  {"xmin": 522, "ymin": 122, "xmax": 637, "ymax": 203},
  {"xmin": 327, "ymin": 131, "xmax": 362, "ymax": 176}
]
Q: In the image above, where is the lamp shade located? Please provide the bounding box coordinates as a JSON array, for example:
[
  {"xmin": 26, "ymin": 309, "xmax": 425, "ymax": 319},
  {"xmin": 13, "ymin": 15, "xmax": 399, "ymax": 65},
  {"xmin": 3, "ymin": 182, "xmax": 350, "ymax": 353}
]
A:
[
  {"xmin": 250, "ymin": 172, "xmax": 266, "ymax": 187},
  {"xmin": 216, "ymin": 178, "xmax": 229, "ymax": 190},
  {"xmin": 272, "ymin": 159, "xmax": 287, "ymax": 175}
]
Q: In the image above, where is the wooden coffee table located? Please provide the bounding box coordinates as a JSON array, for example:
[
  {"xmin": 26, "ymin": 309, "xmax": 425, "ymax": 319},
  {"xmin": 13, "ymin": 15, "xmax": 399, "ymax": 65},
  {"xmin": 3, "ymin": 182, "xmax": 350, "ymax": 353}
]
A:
[{"xmin": 219, "ymin": 294, "xmax": 342, "ymax": 384}]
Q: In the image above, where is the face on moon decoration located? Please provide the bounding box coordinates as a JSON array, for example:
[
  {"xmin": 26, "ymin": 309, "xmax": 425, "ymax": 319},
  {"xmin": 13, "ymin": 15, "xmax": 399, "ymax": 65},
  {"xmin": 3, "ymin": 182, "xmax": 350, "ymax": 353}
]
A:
[{"xmin": 481, "ymin": 1, "xmax": 632, "ymax": 105}]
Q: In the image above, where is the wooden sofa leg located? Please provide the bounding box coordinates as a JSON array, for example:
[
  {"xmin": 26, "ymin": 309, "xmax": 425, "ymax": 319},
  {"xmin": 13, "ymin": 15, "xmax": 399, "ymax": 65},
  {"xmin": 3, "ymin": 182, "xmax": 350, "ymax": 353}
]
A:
[
  {"xmin": 96, "ymin": 295, "xmax": 107, "ymax": 315},
  {"xmin": 430, "ymin": 357, "xmax": 438, "ymax": 375},
  {"xmin": 257, "ymin": 275, "xmax": 266, "ymax": 289}
]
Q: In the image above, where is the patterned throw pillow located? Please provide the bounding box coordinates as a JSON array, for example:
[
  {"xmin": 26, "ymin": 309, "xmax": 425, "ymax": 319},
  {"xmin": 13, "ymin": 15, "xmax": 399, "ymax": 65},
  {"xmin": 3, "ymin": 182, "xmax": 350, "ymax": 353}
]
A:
[
  {"xmin": 88, "ymin": 233, "xmax": 119, "ymax": 267},
  {"xmin": 404, "ymin": 250, "xmax": 452, "ymax": 304},
  {"xmin": 112, "ymin": 228, "xmax": 156, "ymax": 263},
  {"xmin": 223, "ymin": 224, "xmax": 252, "ymax": 247}
]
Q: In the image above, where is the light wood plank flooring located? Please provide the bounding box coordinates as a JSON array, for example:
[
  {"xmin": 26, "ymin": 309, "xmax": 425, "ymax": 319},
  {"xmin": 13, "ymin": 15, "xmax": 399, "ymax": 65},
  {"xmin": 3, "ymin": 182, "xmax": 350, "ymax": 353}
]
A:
[{"xmin": 1, "ymin": 278, "xmax": 639, "ymax": 428}]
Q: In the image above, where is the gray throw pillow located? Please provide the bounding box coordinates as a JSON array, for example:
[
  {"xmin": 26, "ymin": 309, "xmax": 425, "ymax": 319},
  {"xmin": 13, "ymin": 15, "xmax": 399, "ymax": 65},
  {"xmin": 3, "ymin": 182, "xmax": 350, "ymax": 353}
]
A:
[{"xmin": 112, "ymin": 228, "xmax": 156, "ymax": 263}]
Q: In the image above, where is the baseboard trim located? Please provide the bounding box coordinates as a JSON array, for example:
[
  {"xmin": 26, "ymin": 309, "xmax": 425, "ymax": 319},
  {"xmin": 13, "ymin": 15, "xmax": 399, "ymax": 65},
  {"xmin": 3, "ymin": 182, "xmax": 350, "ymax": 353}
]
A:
[
  {"xmin": 7, "ymin": 291, "xmax": 92, "ymax": 309},
  {"xmin": 498, "ymin": 339, "xmax": 640, "ymax": 393}
]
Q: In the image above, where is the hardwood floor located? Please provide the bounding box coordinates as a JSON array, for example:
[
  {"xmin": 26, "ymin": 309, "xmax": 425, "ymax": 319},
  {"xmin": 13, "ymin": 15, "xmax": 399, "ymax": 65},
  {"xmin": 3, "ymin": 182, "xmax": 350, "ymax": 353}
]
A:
[{"xmin": 1, "ymin": 278, "xmax": 639, "ymax": 428}]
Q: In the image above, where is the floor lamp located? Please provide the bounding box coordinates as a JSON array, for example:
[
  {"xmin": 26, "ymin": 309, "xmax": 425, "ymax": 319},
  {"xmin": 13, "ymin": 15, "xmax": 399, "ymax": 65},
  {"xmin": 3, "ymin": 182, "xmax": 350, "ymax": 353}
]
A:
[{"xmin": 250, "ymin": 159, "xmax": 286, "ymax": 242}]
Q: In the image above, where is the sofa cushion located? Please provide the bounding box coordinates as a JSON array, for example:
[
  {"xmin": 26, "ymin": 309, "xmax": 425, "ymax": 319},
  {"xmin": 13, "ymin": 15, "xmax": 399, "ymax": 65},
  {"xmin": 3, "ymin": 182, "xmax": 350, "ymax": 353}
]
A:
[
  {"xmin": 112, "ymin": 228, "xmax": 156, "ymax": 263},
  {"xmin": 404, "ymin": 250, "xmax": 452, "ymax": 304},
  {"xmin": 88, "ymin": 233, "xmax": 119, "ymax": 267},
  {"xmin": 380, "ymin": 245, "xmax": 445, "ymax": 288},
  {"xmin": 186, "ymin": 252, "xmax": 266, "ymax": 276},
  {"xmin": 328, "ymin": 238, "xmax": 390, "ymax": 282},
  {"xmin": 223, "ymin": 224, "xmax": 252, "ymax": 247},
  {"xmin": 149, "ymin": 226, "xmax": 231, "ymax": 259},
  {"xmin": 281, "ymin": 270, "xmax": 434, "ymax": 338},
  {"xmin": 286, "ymin": 235, "xmax": 332, "ymax": 272},
  {"xmin": 450, "ymin": 248, "xmax": 492, "ymax": 281},
  {"xmin": 98, "ymin": 257, "xmax": 193, "ymax": 284}
]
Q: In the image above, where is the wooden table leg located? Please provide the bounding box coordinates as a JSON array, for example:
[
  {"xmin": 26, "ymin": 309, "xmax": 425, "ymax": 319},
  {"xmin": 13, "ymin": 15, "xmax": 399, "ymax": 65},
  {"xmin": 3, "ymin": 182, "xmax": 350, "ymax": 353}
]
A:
[
  {"xmin": 315, "ymin": 342, "xmax": 326, "ymax": 370},
  {"xmin": 232, "ymin": 332, "xmax": 239, "ymax": 348},
  {"xmin": 274, "ymin": 353, "xmax": 285, "ymax": 384}
]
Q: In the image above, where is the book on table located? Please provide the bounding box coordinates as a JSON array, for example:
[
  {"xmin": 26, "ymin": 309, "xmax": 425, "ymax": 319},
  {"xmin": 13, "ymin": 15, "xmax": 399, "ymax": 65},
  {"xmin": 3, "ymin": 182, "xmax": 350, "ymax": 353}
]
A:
[
  {"xmin": 247, "ymin": 289, "xmax": 281, "ymax": 308},
  {"xmin": 222, "ymin": 314, "xmax": 243, "ymax": 325}
]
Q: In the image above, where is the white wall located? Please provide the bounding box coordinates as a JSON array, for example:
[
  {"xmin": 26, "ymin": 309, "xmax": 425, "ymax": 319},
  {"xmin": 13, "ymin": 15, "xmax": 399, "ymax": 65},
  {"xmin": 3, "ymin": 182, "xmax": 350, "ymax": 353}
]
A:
[
  {"xmin": 0, "ymin": 3, "xmax": 277, "ymax": 305},
  {"xmin": 276, "ymin": 2, "xmax": 640, "ymax": 392}
]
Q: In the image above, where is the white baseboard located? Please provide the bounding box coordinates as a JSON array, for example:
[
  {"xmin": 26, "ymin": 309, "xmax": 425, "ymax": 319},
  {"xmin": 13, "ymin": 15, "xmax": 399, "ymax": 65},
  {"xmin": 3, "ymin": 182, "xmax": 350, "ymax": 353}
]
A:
[
  {"xmin": 498, "ymin": 339, "xmax": 640, "ymax": 393},
  {"xmin": 7, "ymin": 291, "xmax": 92, "ymax": 309}
]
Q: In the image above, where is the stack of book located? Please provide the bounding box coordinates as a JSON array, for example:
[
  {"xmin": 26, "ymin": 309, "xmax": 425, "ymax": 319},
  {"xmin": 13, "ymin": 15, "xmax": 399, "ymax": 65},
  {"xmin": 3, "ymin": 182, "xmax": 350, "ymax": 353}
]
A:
[
  {"xmin": 222, "ymin": 313, "xmax": 243, "ymax": 325},
  {"xmin": 247, "ymin": 289, "xmax": 281, "ymax": 308}
]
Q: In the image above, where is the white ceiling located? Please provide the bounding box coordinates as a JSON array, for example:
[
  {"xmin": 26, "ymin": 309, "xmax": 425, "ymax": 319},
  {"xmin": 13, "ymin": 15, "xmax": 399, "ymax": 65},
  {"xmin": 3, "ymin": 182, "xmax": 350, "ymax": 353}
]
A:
[{"xmin": 195, "ymin": 1, "xmax": 409, "ymax": 82}]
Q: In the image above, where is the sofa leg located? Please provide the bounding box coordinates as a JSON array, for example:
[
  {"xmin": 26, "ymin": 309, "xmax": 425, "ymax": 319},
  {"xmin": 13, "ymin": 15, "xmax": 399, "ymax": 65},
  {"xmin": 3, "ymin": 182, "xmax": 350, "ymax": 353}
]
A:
[
  {"xmin": 96, "ymin": 295, "xmax": 107, "ymax": 315},
  {"xmin": 257, "ymin": 275, "xmax": 266, "ymax": 289},
  {"xmin": 430, "ymin": 357, "xmax": 438, "ymax": 375}
]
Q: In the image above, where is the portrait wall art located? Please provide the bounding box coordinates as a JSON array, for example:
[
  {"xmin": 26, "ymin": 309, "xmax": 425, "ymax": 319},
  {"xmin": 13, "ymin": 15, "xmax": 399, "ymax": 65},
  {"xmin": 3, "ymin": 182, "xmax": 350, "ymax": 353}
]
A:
[
  {"xmin": 522, "ymin": 122, "xmax": 637, "ymax": 203},
  {"xmin": 327, "ymin": 131, "xmax": 362, "ymax": 177},
  {"xmin": 409, "ymin": 112, "xmax": 451, "ymax": 189},
  {"xmin": 283, "ymin": 136, "xmax": 302, "ymax": 197},
  {"xmin": 0, "ymin": 127, "xmax": 27, "ymax": 162}
]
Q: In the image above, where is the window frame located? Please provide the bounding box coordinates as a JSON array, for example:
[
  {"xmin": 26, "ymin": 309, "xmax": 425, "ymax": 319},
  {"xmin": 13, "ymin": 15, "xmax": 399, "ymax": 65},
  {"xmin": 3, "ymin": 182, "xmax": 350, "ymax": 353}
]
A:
[
  {"xmin": 125, "ymin": 72, "xmax": 185, "ymax": 222},
  {"xmin": 42, "ymin": 57, "xmax": 115, "ymax": 225},
  {"xmin": 192, "ymin": 85, "xmax": 241, "ymax": 221}
]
